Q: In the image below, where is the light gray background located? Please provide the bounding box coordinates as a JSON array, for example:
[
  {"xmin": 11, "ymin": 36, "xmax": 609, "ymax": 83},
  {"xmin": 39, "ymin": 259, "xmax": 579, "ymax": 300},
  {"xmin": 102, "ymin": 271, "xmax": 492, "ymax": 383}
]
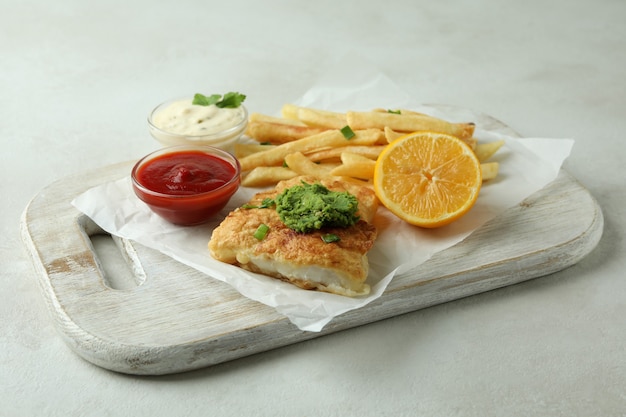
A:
[{"xmin": 2, "ymin": 1, "xmax": 624, "ymax": 416}]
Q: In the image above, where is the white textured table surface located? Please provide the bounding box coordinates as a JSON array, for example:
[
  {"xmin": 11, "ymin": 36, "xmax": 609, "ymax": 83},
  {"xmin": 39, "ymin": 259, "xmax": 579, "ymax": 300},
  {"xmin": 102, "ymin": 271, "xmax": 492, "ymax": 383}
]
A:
[{"xmin": 2, "ymin": 1, "xmax": 624, "ymax": 416}]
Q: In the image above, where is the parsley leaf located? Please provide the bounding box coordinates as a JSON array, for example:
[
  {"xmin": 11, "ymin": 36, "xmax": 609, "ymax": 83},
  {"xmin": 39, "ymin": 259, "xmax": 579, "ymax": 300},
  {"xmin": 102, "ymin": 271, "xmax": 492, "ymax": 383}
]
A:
[
  {"xmin": 217, "ymin": 92, "xmax": 247, "ymax": 108},
  {"xmin": 192, "ymin": 92, "xmax": 246, "ymax": 108},
  {"xmin": 192, "ymin": 93, "xmax": 221, "ymax": 106}
]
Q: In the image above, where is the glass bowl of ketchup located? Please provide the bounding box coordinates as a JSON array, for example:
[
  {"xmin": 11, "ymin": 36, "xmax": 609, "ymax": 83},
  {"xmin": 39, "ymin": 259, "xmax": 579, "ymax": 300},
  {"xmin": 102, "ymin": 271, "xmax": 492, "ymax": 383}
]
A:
[{"xmin": 131, "ymin": 145, "xmax": 241, "ymax": 226}]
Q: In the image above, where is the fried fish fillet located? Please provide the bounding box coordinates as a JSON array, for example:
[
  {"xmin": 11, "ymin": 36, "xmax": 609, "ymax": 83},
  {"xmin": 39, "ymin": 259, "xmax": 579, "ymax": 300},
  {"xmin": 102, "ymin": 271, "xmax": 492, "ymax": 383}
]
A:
[{"xmin": 208, "ymin": 176, "xmax": 378, "ymax": 297}]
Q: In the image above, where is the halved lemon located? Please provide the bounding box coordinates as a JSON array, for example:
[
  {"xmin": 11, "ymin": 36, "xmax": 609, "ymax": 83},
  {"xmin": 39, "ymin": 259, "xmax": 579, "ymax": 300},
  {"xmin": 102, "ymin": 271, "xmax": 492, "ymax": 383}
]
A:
[{"xmin": 373, "ymin": 131, "xmax": 482, "ymax": 228}]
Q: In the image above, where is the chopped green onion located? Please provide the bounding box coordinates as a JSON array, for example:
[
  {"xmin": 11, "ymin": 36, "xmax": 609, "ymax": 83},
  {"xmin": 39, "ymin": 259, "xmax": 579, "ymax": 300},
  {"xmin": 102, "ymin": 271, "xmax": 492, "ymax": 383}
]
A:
[
  {"xmin": 254, "ymin": 223, "xmax": 270, "ymax": 240},
  {"xmin": 340, "ymin": 125, "xmax": 355, "ymax": 140},
  {"xmin": 321, "ymin": 233, "xmax": 341, "ymax": 243},
  {"xmin": 242, "ymin": 198, "xmax": 275, "ymax": 209},
  {"xmin": 387, "ymin": 109, "xmax": 401, "ymax": 114}
]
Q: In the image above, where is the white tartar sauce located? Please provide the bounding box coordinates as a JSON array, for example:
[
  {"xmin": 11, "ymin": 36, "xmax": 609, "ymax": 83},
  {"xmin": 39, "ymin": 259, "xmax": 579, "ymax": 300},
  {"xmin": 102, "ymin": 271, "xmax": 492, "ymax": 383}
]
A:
[{"xmin": 152, "ymin": 99, "xmax": 245, "ymax": 136}]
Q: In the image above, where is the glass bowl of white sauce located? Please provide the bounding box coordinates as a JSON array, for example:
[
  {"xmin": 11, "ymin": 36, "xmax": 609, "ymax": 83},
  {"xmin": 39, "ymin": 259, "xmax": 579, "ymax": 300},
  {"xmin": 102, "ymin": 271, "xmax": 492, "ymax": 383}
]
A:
[{"xmin": 148, "ymin": 97, "xmax": 248, "ymax": 150}]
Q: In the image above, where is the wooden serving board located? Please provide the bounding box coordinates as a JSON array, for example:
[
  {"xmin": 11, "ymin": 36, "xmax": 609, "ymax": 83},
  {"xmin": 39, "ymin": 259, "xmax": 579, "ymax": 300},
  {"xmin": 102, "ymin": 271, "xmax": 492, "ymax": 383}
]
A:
[
  {"xmin": 21, "ymin": 103, "xmax": 604, "ymax": 376},
  {"xmin": 21, "ymin": 163, "xmax": 603, "ymax": 375}
]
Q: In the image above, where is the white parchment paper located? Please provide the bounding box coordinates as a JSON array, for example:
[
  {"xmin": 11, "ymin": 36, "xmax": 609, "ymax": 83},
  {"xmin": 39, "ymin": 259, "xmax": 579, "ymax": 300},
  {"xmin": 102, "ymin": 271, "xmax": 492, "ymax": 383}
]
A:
[{"xmin": 72, "ymin": 73, "xmax": 574, "ymax": 332}]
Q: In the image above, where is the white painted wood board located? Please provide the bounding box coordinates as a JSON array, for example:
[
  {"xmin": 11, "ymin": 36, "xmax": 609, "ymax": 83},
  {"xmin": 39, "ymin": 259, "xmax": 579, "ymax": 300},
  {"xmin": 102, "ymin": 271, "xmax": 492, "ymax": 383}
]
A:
[{"xmin": 20, "ymin": 129, "xmax": 603, "ymax": 375}]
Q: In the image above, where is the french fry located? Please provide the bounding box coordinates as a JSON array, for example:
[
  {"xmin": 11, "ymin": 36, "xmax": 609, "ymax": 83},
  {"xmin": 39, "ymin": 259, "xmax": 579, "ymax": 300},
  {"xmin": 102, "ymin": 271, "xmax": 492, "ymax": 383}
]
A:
[
  {"xmin": 306, "ymin": 145, "xmax": 386, "ymax": 162},
  {"xmin": 281, "ymin": 104, "xmax": 347, "ymax": 129},
  {"xmin": 241, "ymin": 166, "xmax": 298, "ymax": 187},
  {"xmin": 346, "ymin": 111, "xmax": 475, "ymax": 140},
  {"xmin": 297, "ymin": 107, "xmax": 347, "ymax": 129},
  {"xmin": 373, "ymin": 108, "xmax": 430, "ymax": 117},
  {"xmin": 238, "ymin": 129, "xmax": 384, "ymax": 172},
  {"xmin": 480, "ymin": 162, "xmax": 499, "ymax": 181},
  {"xmin": 463, "ymin": 136, "xmax": 478, "ymax": 150},
  {"xmin": 474, "ymin": 140, "xmax": 505, "ymax": 162},
  {"xmin": 395, "ymin": 109, "xmax": 431, "ymax": 117},
  {"xmin": 329, "ymin": 152, "xmax": 376, "ymax": 180},
  {"xmin": 330, "ymin": 163, "xmax": 375, "ymax": 180},
  {"xmin": 246, "ymin": 121, "xmax": 327, "ymax": 144},
  {"xmin": 284, "ymin": 152, "xmax": 337, "ymax": 178},
  {"xmin": 341, "ymin": 152, "xmax": 377, "ymax": 166},
  {"xmin": 281, "ymin": 104, "xmax": 301, "ymax": 120},
  {"xmin": 384, "ymin": 126, "xmax": 404, "ymax": 143},
  {"xmin": 248, "ymin": 112, "xmax": 306, "ymax": 126},
  {"xmin": 233, "ymin": 143, "xmax": 276, "ymax": 159},
  {"xmin": 385, "ymin": 125, "xmax": 476, "ymax": 150}
]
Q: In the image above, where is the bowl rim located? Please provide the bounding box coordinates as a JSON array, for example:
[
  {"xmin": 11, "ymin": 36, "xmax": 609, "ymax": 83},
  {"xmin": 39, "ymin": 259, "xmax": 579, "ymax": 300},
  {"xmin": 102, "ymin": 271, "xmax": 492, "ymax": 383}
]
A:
[
  {"xmin": 131, "ymin": 145, "xmax": 241, "ymax": 201},
  {"xmin": 147, "ymin": 97, "xmax": 248, "ymax": 141}
]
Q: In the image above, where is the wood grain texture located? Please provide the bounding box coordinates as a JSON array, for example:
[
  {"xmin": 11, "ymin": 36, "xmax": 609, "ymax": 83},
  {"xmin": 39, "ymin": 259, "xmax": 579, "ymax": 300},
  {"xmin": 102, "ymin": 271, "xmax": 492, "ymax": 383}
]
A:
[{"xmin": 20, "ymin": 110, "xmax": 604, "ymax": 375}]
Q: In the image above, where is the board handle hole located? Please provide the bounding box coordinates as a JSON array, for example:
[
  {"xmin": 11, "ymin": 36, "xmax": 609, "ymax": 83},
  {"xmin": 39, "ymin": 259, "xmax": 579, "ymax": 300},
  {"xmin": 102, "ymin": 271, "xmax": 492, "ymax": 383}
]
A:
[
  {"xmin": 79, "ymin": 216, "xmax": 147, "ymax": 290},
  {"xmin": 90, "ymin": 233, "xmax": 147, "ymax": 290}
]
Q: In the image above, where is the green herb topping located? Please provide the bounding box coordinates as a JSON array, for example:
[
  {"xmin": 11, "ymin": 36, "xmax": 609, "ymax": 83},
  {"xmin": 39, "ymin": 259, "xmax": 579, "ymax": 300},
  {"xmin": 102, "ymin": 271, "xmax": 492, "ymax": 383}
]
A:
[
  {"xmin": 192, "ymin": 92, "xmax": 246, "ymax": 108},
  {"xmin": 321, "ymin": 233, "xmax": 341, "ymax": 243},
  {"xmin": 241, "ymin": 198, "xmax": 276, "ymax": 209},
  {"xmin": 275, "ymin": 181, "xmax": 360, "ymax": 233},
  {"xmin": 253, "ymin": 223, "xmax": 270, "ymax": 240},
  {"xmin": 340, "ymin": 125, "xmax": 355, "ymax": 140}
]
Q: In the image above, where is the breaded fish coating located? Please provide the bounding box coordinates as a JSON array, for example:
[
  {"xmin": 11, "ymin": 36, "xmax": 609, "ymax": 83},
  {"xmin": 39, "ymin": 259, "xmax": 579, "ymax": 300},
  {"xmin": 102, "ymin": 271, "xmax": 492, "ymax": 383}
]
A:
[{"xmin": 209, "ymin": 176, "xmax": 378, "ymax": 296}]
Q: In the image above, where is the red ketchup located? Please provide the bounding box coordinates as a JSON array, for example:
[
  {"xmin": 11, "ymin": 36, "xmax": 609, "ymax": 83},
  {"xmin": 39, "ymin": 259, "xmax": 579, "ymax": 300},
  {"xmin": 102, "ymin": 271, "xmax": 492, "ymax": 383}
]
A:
[{"xmin": 132, "ymin": 148, "xmax": 240, "ymax": 226}]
